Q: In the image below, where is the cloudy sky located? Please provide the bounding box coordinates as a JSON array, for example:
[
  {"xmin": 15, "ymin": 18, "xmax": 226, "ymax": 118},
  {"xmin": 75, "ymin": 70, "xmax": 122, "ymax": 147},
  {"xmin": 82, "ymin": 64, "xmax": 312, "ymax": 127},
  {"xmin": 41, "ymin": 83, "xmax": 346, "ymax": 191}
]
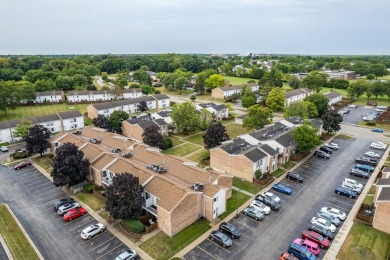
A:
[{"xmin": 1, "ymin": 0, "xmax": 389, "ymax": 55}]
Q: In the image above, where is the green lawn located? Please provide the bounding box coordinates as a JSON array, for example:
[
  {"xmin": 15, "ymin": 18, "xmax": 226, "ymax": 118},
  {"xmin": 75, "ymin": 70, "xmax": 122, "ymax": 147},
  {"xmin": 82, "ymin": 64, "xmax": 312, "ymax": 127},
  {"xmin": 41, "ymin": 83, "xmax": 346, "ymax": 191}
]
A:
[
  {"xmin": 161, "ymin": 143, "xmax": 201, "ymax": 157},
  {"xmin": 225, "ymin": 123, "xmax": 251, "ymax": 138},
  {"xmin": 218, "ymin": 189, "xmax": 251, "ymax": 220},
  {"xmin": 337, "ymin": 134, "xmax": 354, "ymax": 140},
  {"xmin": 32, "ymin": 156, "xmax": 52, "ymax": 172},
  {"xmin": 223, "ymin": 76, "xmax": 256, "ymax": 85},
  {"xmin": 185, "ymin": 150, "xmax": 210, "ymax": 166},
  {"xmin": 363, "ymin": 186, "xmax": 376, "ymax": 206},
  {"xmin": 0, "ymin": 205, "xmax": 40, "ymax": 260},
  {"xmin": 183, "ymin": 133, "xmax": 204, "ymax": 146},
  {"xmin": 233, "ymin": 177, "xmax": 263, "ymax": 195},
  {"xmin": 75, "ymin": 192, "xmax": 105, "ymax": 211},
  {"xmin": 170, "ymin": 136, "xmax": 184, "ymax": 147},
  {"xmin": 337, "ymin": 222, "xmax": 390, "ymax": 260},
  {"xmin": 140, "ymin": 219, "xmax": 211, "ymax": 260},
  {"xmin": 271, "ymin": 168, "xmax": 285, "ymax": 178},
  {"xmin": 320, "ymin": 86, "xmax": 390, "ymax": 106},
  {"xmin": 282, "ymin": 160, "xmax": 296, "ymax": 170},
  {"xmin": 0, "ymin": 103, "xmax": 89, "ymax": 122}
]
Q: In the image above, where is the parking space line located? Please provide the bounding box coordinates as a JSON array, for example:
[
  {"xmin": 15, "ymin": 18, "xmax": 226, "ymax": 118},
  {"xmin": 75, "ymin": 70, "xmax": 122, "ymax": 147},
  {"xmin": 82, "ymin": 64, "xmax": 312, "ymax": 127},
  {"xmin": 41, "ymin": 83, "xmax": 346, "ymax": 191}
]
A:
[
  {"xmin": 95, "ymin": 243, "xmax": 123, "ymax": 260},
  {"xmin": 23, "ymin": 178, "xmax": 48, "ymax": 188},
  {"xmin": 239, "ymin": 213, "xmax": 262, "ymax": 223},
  {"xmin": 206, "ymin": 239, "xmax": 231, "ymax": 253},
  {"xmin": 69, "ymin": 219, "xmax": 95, "ymax": 231},
  {"xmin": 232, "ymin": 240, "xmax": 240, "ymax": 246},
  {"xmin": 196, "ymin": 246, "xmax": 217, "ymax": 260},
  {"xmin": 29, "ymin": 181, "xmax": 53, "ymax": 190},
  {"xmin": 330, "ymin": 197, "xmax": 355, "ymax": 206},
  {"xmin": 82, "ymin": 230, "xmax": 108, "ymax": 244},
  {"xmin": 323, "ymin": 202, "xmax": 350, "ymax": 213},
  {"xmin": 88, "ymin": 236, "xmax": 115, "ymax": 252},
  {"xmin": 231, "ymin": 219, "xmax": 254, "ymax": 231},
  {"xmin": 64, "ymin": 214, "xmax": 89, "ymax": 225}
]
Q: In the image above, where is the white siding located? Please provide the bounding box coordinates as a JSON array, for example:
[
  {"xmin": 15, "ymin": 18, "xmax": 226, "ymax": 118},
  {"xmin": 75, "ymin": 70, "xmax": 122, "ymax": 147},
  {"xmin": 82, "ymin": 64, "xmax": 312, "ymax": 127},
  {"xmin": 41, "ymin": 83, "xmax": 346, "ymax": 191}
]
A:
[{"xmin": 214, "ymin": 189, "xmax": 226, "ymax": 218}]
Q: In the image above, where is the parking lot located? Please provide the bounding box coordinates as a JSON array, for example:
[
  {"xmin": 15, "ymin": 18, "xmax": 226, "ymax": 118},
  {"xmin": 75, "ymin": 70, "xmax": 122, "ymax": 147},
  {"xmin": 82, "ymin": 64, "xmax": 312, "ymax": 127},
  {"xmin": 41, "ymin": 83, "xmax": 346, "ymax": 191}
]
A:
[
  {"xmin": 341, "ymin": 105, "xmax": 374, "ymax": 124},
  {"xmin": 184, "ymin": 137, "xmax": 384, "ymax": 260},
  {"xmin": 0, "ymin": 163, "xmax": 133, "ymax": 260}
]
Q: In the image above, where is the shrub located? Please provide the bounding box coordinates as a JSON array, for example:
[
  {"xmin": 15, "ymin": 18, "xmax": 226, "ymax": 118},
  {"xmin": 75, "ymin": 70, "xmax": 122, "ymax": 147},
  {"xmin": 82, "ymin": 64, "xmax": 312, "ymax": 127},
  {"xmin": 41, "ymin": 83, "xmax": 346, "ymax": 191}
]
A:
[
  {"xmin": 366, "ymin": 121, "xmax": 376, "ymax": 126},
  {"xmin": 83, "ymin": 183, "xmax": 96, "ymax": 193},
  {"xmin": 122, "ymin": 219, "xmax": 144, "ymax": 234},
  {"xmin": 159, "ymin": 136, "xmax": 173, "ymax": 150},
  {"xmin": 255, "ymin": 169, "xmax": 262, "ymax": 179}
]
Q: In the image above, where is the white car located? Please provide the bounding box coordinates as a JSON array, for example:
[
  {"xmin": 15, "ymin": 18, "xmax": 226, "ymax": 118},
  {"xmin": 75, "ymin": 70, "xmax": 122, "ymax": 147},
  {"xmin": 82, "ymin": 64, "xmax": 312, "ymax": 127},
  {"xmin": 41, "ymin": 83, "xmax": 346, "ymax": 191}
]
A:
[
  {"xmin": 364, "ymin": 151, "xmax": 380, "ymax": 158},
  {"xmin": 311, "ymin": 217, "xmax": 336, "ymax": 233},
  {"xmin": 0, "ymin": 146, "xmax": 8, "ymax": 152},
  {"xmin": 115, "ymin": 249, "xmax": 137, "ymax": 260},
  {"xmin": 261, "ymin": 192, "xmax": 280, "ymax": 202},
  {"xmin": 326, "ymin": 143, "xmax": 339, "ymax": 150},
  {"xmin": 343, "ymin": 178, "xmax": 363, "ymax": 190},
  {"xmin": 370, "ymin": 142, "xmax": 387, "ymax": 150},
  {"xmin": 341, "ymin": 183, "xmax": 362, "ymax": 194},
  {"xmin": 348, "ymin": 104, "xmax": 357, "ymax": 108},
  {"xmin": 57, "ymin": 203, "xmax": 80, "ymax": 215},
  {"xmin": 320, "ymin": 207, "xmax": 346, "ymax": 221},
  {"xmin": 250, "ymin": 200, "xmax": 271, "ymax": 215},
  {"xmin": 377, "ymin": 106, "xmax": 387, "ymax": 110},
  {"xmin": 81, "ymin": 223, "xmax": 105, "ymax": 239}
]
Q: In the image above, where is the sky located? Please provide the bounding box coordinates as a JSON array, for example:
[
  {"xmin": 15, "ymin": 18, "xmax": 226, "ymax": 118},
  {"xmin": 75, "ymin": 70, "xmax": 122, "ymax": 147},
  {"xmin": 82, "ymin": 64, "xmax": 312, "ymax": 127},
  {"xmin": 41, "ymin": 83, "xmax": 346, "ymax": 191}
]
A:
[{"xmin": 1, "ymin": 0, "xmax": 389, "ymax": 55}]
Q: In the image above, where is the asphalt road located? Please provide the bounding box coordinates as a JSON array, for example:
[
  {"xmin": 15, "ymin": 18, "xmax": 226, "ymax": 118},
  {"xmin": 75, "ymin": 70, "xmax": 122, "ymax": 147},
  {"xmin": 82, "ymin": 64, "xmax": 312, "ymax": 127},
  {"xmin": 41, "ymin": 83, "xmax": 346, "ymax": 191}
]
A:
[
  {"xmin": 184, "ymin": 137, "xmax": 380, "ymax": 260},
  {"xmin": 0, "ymin": 243, "xmax": 8, "ymax": 260},
  {"xmin": 341, "ymin": 105, "xmax": 374, "ymax": 124}
]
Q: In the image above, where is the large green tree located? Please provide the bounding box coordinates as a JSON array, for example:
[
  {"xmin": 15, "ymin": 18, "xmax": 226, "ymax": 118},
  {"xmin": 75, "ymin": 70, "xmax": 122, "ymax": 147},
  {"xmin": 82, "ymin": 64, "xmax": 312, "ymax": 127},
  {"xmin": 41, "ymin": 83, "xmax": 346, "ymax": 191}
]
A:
[
  {"xmin": 171, "ymin": 102, "xmax": 199, "ymax": 132},
  {"xmin": 284, "ymin": 101, "xmax": 309, "ymax": 119},
  {"xmin": 205, "ymin": 74, "xmax": 225, "ymax": 90},
  {"xmin": 322, "ymin": 111, "xmax": 343, "ymax": 137},
  {"xmin": 13, "ymin": 121, "xmax": 34, "ymax": 139},
  {"xmin": 292, "ymin": 121, "xmax": 321, "ymax": 153},
  {"xmin": 266, "ymin": 87, "xmax": 285, "ymax": 111},
  {"xmin": 243, "ymin": 105, "xmax": 273, "ymax": 130},
  {"xmin": 304, "ymin": 93, "xmax": 329, "ymax": 116},
  {"xmin": 109, "ymin": 110, "xmax": 130, "ymax": 132},
  {"xmin": 203, "ymin": 123, "xmax": 229, "ymax": 149},
  {"xmin": 25, "ymin": 125, "xmax": 51, "ymax": 156},
  {"xmin": 301, "ymin": 71, "xmax": 328, "ymax": 93}
]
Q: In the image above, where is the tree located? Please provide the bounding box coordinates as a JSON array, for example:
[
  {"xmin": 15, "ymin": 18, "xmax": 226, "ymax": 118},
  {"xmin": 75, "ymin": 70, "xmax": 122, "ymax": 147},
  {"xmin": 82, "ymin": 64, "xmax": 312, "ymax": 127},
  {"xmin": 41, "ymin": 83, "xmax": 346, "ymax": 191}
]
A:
[
  {"xmin": 52, "ymin": 143, "xmax": 90, "ymax": 187},
  {"xmin": 225, "ymin": 102, "xmax": 235, "ymax": 112},
  {"xmin": 366, "ymin": 74, "xmax": 376, "ymax": 80},
  {"xmin": 292, "ymin": 121, "xmax": 321, "ymax": 153},
  {"xmin": 174, "ymin": 77, "xmax": 188, "ymax": 92},
  {"xmin": 105, "ymin": 173, "xmax": 144, "ymax": 219},
  {"xmin": 322, "ymin": 111, "xmax": 343, "ymax": 137},
  {"xmin": 142, "ymin": 125, "xmax": 162, "ymax": 148},
  {"xmin": 366, "ymin": 83, "xmax": 373, "ymax": 100},
  {"xmin": 305, "ymin": 101, "xmax": 319, "ymax": 119},
  {"xmin": 199, "ymin": 109, "xmax": 214, "ymax": 130},
  {"xmin": 34, "ymin": 79, "xmax": 56, "ymax": 92},
  {"xmin": 56, "ymin": 76, "xmax": 75, "ymax": 91},
  {"xmin": 0, "ymin": 82, "xmax": 21, "ymax": 114},
  {"xmin": 137, "ymin": 100, "xmax": 149, "ymax": 112},
  {"xmin": 195, "ymin": 69, "xmax": 218, "ymax": 94},
  {"xmin": 132, "ymin": 69, "xmax": 151, "ymax": 85},
  {"xmin": 266, "ymin": 87, "xmax": 285, "ymax": 111},
  {"xmin": 241, "ymin": 96, "xmax": 257, "ymax": 108},
  {"xmin": 370, "ymin": 63, "xmax": 387, "ymax": 78},
  {"xmin": 109, "ymin": 111, "xmax": 129, "ymax": 132},
  {"xmin": 25, "ymin": 125, "xmax": 51, "ymax": 156},
  {"xmin": 162, "ymin": 73, "xmax": 179, "ymax": 91},
  {"xmin": 205, "ymin": 74, "xmax": 225, "ymax": 90},
  {"xmin": 225, "ymin": 93, "xmax": 240, "ymax": 102},
  {"xmin": 349, "ymin": 79, "xmax": 370, "ymax": 98},
  {"xmin": 190, "ymin": 95, "xmax": 196, "ymax": 102},
  {"xmin": 171, "ymin": 102, "xmax": 199, "ymax": 132},
  {"xmin": 305, "ymin": 93, "xmax": 329, "ymax": 116},
  {"xmin": 13, "ymin": 121, "xmax": 34, "ymax": 139},
  {"xmin": 372, "ymin": 81, "xmax": 386, "ymax": 98},
  {"xmin": 92, "ymin": 114, "xmax": 111, "ymax": 130},
  {"xmin": 327, "ymin": 79, "xmax": 349, "ymax": 90},
  {"xmin": 288, "ymin": 76, "xmax": 301, "ymax": 90},
  {"xmin": 301, "ymin": 71, "xmax": 327, "ymax": 93},
  {"xmin": 243, "ymin": 105, "xmax": 273, "ymax": 130},
  {"xmin": 203, "ymin": 123, "xmax": 229, "ymax": 149},
  {"xmin": 284, "ymin": 101, "xmax": 308, "ymax": 119},
  {"xmin": 159, "ymin": 136, "xmax": 173, "ymax": 150},
  {"xmin": 101, "ymin": 72, "xmax": 108, "ymax": 81}
]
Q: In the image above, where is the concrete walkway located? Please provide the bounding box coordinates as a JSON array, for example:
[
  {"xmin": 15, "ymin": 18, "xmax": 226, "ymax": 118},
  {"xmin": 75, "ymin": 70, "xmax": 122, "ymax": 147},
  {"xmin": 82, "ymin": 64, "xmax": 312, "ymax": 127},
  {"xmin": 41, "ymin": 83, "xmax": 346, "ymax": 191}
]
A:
[
  {"xmin": 323, "ymin": 146, "xmax": 390, "ymax": 260},
  {"xmin": 232, "ymin": 186, "xmax": 255, "ymax": 197},
  {"xmin": 31, "ymin": 162, "xmax": 153, "ymax": 260},
  {"xmin": 0, "ymin": 234, "xmax": 13, "ymax": 260}
]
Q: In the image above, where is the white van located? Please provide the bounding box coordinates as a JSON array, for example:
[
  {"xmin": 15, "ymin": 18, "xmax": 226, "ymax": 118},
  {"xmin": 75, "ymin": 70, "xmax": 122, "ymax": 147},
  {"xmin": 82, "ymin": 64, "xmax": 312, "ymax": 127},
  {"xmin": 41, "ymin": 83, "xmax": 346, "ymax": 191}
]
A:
[
  {"xmin": 342, "ymin": 183, "xmax": 362, "ymax": 194},
  {"xmin": 343, "ymin": 178, "xmax": 363, "ymax": 190}
]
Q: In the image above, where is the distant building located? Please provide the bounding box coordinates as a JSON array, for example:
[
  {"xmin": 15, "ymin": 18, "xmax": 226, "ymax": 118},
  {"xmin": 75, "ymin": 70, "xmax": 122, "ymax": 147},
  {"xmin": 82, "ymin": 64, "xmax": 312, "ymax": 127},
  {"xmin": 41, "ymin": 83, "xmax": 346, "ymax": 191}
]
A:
[
  {"xmin": 324, "ymin": 91, "xmax": 343, "ymax": 106},
  {"xmin": 67, "ymin": 90, "xmax": 116, "ymax": 103},
  {"xmin": 21, "ymin": 91, "xmax": 65, "ymax": 104},
  {"xmin": 196, "ymin": 103, "xmax": 229, "ymax": 122},
  {"xmin": 291, "ymin": 71, "xmax": 356, "ymax": 80},
  {"xmin": 284, "ymin": 88, "xmax": 314, "ymax": 106},
  {"xmin": 211, "ymin": 83, "xmax": 259, "ymax": 99},
  {"xmin": 121, "ymin": 115, "xmax": 169, "ymax": 142}
]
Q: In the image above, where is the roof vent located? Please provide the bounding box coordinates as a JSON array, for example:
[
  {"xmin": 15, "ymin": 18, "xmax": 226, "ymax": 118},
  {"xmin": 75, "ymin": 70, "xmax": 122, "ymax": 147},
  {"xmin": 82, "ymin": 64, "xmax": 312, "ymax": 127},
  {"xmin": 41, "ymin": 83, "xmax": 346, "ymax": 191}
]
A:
[
  {"xmin": 190, "ymin": 182, "xmax": 204, "ymax": 191},
  {"xmin": 147, "ymin": 164, "xmax": 167, "ymax": 174},
  {"xmin": 72, "ymin": 130, "xmax": 82, "ymax": 135},
  {"xmin": 121, "ymin": 152, "xmax": 133, "ymax": 158},
  {"xmin": 89, "ymin": 138, "xmax": 101, "ymax": 144},
  {"xmin": 112, "ymin": 147, "xmax": 122, "ymax": 153}
]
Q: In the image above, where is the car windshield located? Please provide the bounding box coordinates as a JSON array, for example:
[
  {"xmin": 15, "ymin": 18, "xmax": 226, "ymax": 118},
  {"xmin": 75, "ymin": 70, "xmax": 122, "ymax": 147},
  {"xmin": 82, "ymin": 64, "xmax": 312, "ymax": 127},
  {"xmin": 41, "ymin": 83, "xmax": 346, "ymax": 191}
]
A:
[
  {"xmin": 227, "ymin": 224, "xmax": 236, "ymax": 231},
  {"xmin": 305, "ymin": 250, "xmax": 314, "ymax": 257},
  {"xmin": 317, "ymin": 234, "xmax": 324, "ymax": 241},
  {"xmin": 220, "ymin": 234, "xmax": 229, "ymax": 242},
  {"xmin": 278, "ymin": 184, "xmax": 286, "ymax": 189}
]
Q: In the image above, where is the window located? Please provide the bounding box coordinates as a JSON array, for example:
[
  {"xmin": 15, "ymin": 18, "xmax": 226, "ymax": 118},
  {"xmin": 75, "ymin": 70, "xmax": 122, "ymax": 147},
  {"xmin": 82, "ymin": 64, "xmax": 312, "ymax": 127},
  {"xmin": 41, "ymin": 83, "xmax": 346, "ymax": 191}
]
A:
[
  {"xmin": 145, "ymin": 192, "xmax": 150, "ymax": 199},
  {"xmin": 214, "ymin": 197, "xmax": 218, "ymax": 202}
]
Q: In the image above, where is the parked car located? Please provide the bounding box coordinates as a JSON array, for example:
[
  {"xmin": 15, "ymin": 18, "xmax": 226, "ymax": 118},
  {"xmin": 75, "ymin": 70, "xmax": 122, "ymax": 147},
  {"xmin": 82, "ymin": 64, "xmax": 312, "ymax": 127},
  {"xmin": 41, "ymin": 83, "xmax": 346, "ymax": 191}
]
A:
[
  {"xmin": 335, "ymin": 186, "xmax": 357, "ymax": 199},
  {"xmin": 320, "ymin": 207, "xmax": 346, "ymax": 221},
  {"xmin": 316, "ymin": 211, "xmax": 341, "ymax": 227},
  {"xmin": 81, "ymin": 223, "xmax": 105, "ymax": 239},
  {"xmin": 115, "ymin": 249, "xmax": 137, "ymax": 260},
  {"xmin": 325, "ymin": 143, "xmax": 339, "ymax": 150},
  {"xmin": 219, "ymin": 222, "xmax": 240, "ymax": 239},
  {"xmin": 364, "ymin": 151, "xmax": 380, "ymax": 158},
  {"xmin": 293, "ymin": 238, "xmax": 320, "ymax": 256},
  {"xmin": 377, "ymin": 106, "xmax": 387, "ymax": 110},
  {"xmin": 250, "ymin": 200, "xmax": 271, "ymax": 215},
  {"xmin": 343, "ymin": 178, "xmax": 363, "ymax": 190},
  {"xmin": 311, "ymin": 217, "xmax": 336, "ymax": 233},
  {"xmin": 372, "ymin": 128, "xmax": 384, "ymax": 133},
  {"xmin": 57, "ymin": 202, "xmax": 80, "ymax": 215},
  {"xmin": 319, "ymin": 146, "xmax": 333, "ymax": 154},
  {"xmin": 286, "ymin": 172, "xmax": 303, "ymax": 183},
  {"xmin": 370, "ymin": 142, "xmax": 387, "ymax": 150},
  {"xmin": 261, "ymin": 191, "xmax": 281, "ymax": 202},
  {"xmin": 255, "ymin": 195, "xmax": 281, "ymax": 211},
  {"xmin": 242, "ymin": 206, "xmax": 264, "ymax": 221},
  {"xmin": 279, "ymin": 252, "xmax": 298, "ymax": 260},
  {"xmin": 309, "ymin": 224, "xmax": 334, "ymax": 240},
  {"xmin": 13, "ymin": 161, "xmax": 32, "ymax": 170},
  {"xmin": 209, "ymin": 230, "xmax": 233, "ymax": 247},
  {"xmin": 287, "ymin": 243, "xmax": 317, "ymax": 260},
  {"xmin": 302, "ymin": 230, "xmax": 331, "ymax": 248},
  {"xmin": 53, "ymin": 198, "xmax": 75, "ymax": 210},
  {"xmin": 63, "ymin": 207, "xmax": 87, "ymax": 221},
  {"xmin": 314, "ymin": 150, "xmax": 330, "ymax": 159},
  {"xmin": 355, "ymin": 157, "xmax": 378, "ymax": 166},
  {"xmin": 355, "ymin": 164, "xmax": 374, "ymax": 172},
  {"xmin": 272, "ymin": 183, "xmax": 292, "ymax": 195},
  {"xmin": 340, "ymin": 108, "xmax": 350, "ymax": 114},
  {"xmin": 341, "ymin": 182, "xmax": 362, "ymax": 194},
  {"xmin": 348, "ymin": 104, "xmax": 357, "ymax": 108},
  {"xmin": 350, "ymin": 168, "xmax": 370, "ymax": 179},
  {"xmin": 0, "ymin": 146, "xmax": 8, "ymax": 152}
]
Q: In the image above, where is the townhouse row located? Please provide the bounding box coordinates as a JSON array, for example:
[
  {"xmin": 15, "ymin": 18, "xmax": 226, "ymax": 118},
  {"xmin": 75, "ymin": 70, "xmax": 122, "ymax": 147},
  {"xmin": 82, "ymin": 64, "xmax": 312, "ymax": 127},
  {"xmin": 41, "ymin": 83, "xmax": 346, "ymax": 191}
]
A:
[
  {"xmin": 50, "ymin": 126, "xmax": 233, "ymax": 236},
  {"xmin": 0, "ymin": 110, "xmax": 84, "ymax": 143},
  {"xmin": 211, "ymin": 83, "xmax": 259, "ymax": 99}
]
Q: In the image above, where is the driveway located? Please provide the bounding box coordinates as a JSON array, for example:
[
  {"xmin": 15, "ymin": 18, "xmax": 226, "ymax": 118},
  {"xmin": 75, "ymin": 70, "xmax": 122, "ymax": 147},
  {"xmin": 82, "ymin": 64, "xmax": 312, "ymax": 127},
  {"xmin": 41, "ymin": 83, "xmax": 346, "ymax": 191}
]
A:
[
  {"xmin": 341, "ymin": 106, "xmax": 374, "ymax": 124},
  {"xmin": 184, "ymin": 137, "xmax": 383, "ymax": 260},
  {"xmin": 0, "ymin": 161, "xmax": 131, "ymax": 260}
]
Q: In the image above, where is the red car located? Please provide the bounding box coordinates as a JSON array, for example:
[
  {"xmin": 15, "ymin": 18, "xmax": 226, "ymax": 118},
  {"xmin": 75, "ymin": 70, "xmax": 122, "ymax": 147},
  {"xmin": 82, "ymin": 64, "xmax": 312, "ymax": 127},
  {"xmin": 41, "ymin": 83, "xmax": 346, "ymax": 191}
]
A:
[
  {"xmin": 13, "ymin": 161, "xmax": 32, "ymax": 170},
  {"xmin": 63, "ymin": 207, "xmax": 87, "ymax": 221},
  {"xmin": 302, "ymin": 230, "xmax": 331, "ymax": 248},
  {"xmin": 279, "ymin": 252, "xmax": 298, "ymax": 260}
]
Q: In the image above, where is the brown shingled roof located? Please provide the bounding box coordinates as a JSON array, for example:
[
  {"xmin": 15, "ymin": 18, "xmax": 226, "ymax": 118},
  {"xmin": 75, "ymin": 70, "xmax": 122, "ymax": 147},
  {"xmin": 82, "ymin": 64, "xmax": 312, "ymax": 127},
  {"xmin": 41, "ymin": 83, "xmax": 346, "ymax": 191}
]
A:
[
  {"xmin": 91, "ymin": 153, "xmax": 117, "ymax": 171},
  {"xmin": 107, "ymin": 158, "xmax": 152, "ymax": 185},
  {"xmin": 80, "ymin": 144, "xmax": 105, "ymax": 162}
]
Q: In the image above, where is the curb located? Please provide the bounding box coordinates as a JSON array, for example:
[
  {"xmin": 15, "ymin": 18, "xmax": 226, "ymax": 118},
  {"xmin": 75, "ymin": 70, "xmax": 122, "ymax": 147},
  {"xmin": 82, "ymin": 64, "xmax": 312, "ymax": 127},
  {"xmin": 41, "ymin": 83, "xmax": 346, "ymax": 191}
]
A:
[
  {"xmin": 0, "ymin": 203, "xmax": 44, "ymax": 260},
  {"xmin": 0, "ymin": 234, "xmax": 14, "ymax": 260}
]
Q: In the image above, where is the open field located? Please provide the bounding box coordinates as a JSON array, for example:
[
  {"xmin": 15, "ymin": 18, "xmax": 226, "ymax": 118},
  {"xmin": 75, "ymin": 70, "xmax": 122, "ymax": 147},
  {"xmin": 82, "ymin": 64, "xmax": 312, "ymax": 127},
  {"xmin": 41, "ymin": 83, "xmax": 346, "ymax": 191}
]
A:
[
  {"xmin": 337, "ymin": 222, "xmax": 390, "ymax": 260},
  {"xmin": 0, "ymin": 103, "xmax": 89, "ymax": 122},
  {"xmin": 225, "ymin": 123, "xmax": 251, "ymax": 138},
  {"xmin": 320, "ymin": 86, "xmax": 390, "ymax": 106},
  {"xmin": 223, "ymin": 76, "xmax": 256, "ymax": 85},
  {"xmin": 0, "ymin": 205, "xmax": 39, "ymax": 260}
]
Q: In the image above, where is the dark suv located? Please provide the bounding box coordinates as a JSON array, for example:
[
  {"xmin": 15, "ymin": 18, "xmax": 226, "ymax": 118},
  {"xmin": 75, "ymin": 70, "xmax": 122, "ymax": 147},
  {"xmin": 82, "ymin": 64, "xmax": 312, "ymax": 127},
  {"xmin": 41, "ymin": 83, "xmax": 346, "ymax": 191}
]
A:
[
  {"xmin": 320, "ymin": 146, "xmax": 333, "ymax": 154},
  {"xmin": 355, "ymin": 157, "xmax": 378, "ymax": 166},
  {"xmin": 314, "ymin": 150, "xmax": 330, "ymax": 159},
  {"xmin": 53, "ymin": 198, "xmax": 76, "ymax": 210},
  {"xmin": 219, "ymin": 222, "xmax": 240, "ymax": 239},
  {"xmin": 286, "ymin": 172, "xmax": 303, "ymax": 183},
  {"xmin": 255, "ymin": 195, "xmax": 280, "ymax": 211}
]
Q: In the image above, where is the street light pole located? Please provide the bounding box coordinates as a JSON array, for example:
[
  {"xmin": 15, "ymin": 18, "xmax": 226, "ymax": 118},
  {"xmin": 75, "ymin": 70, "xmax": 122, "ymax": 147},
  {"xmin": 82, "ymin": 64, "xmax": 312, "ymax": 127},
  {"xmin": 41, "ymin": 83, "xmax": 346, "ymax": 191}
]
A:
[{"xmin": 236, "ymin": 188, "xmax": 240, "ymax": 217}]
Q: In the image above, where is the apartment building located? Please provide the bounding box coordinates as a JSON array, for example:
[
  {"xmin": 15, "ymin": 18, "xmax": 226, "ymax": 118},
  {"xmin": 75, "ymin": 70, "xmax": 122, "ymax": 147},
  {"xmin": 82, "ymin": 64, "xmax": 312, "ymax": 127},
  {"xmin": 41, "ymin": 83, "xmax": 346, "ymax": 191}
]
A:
[
  {"xmin": 121, "ymin": 88, "xmax": 143, "ymax": 99},
  {"xmin": 196, "ymin": 103, "xmax": 229, "ymax": 121},
  {"xmin": 284, "ymin": 88, "xmax": 313, "ymax": 106},
  {"xmin": 21, "ymin": 90, "xmax": 65, "ymax": 104},
  {"xmin": 67, "ymin": 90, "xmax": 116, "ymax": 103},
  {"xmin": 211, "ymin": 83, "xmax": 259, "ymax": 99},
  {"xmin": 324, "ymin": 91, "xmax": 343, "ymax": 106},
  {"xmin": 122, "ymin": 115, "xmax": 169, "ymax": 142}
]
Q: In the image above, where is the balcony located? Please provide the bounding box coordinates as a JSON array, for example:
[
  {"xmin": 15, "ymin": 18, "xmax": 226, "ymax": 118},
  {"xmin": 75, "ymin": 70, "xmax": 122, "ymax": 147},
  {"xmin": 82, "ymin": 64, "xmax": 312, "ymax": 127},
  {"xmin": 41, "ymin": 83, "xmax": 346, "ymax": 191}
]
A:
[
  {"xmin": 142, "ymin": 204, "xmax": 157, "ymax": 217},
  {"xmin": 102, "ymin": 176, "xmax": 112, "ymax": 186}
]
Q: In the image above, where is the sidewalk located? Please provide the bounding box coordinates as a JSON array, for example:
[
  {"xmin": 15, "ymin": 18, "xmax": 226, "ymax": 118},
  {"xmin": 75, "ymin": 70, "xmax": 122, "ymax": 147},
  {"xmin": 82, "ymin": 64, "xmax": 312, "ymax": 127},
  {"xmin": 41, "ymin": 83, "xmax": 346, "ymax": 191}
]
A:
[{"xmin": 31, "ymin": 162, "xmax": 153, "ymax": 260}]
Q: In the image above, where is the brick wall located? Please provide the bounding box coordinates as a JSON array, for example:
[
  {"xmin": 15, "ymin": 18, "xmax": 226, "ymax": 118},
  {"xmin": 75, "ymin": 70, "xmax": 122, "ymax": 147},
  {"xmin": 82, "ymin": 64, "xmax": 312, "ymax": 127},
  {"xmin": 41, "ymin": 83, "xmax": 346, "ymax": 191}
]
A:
[
  {"xmin": 210, "ymin": 148, "xmax": 254, "ymax": 182},
  {"xmin": 216, "ymin": 176, "xmax": 233, "ymax": 199},
  {"xmin": 204, "ymin": 196, "xmax": 214, "ymax": 220},
  {"xmin": 121, "ymin": 121, "xmax": 145, "ymax": 142},
  {"xmin": 373, "ymin": 202, "xmax": 390, "ymax": 234},
  {"xmin": 157, "ymin": 206, "xmax": 172, "ymax": 236},
  {"xmin": 170, "ymin": 193, "xmax": 199, "ymax": 236},
  {"xmin": 211, "ymin": 88, "xmax": 225, "ymax": 99},
  {"xmin": 87, "ymin": 105, "xmax": 98, "ymax": 119}
]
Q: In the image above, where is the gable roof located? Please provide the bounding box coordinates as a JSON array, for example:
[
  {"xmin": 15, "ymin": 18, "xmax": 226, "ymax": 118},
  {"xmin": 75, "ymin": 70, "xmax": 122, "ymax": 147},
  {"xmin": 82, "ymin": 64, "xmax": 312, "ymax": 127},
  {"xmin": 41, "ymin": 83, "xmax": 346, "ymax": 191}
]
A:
[
  {"xmin": 376, "ymin": 178, "xmax": 390, "ymax": 186},
  {"xmin": 377, "ymin": 187, "xmax": 390, "ymax": 201},
  {"xmin": 213, "ymin": 104, "xmax": 228, "ymax": 111},
  {"xmin": 198, "ymin": 103, "xmax": 216, "ymax": 109},
  {"xmin": 68, "ymin": 90, "xmax": 115, "ymax": 96},
  {"xmin": 324, "ymin": 91, "xmax": 342, "ymax": 100},
  {"xmin": 91, "ymin": 95, "xmax": 158, "ymax": 111},
  {"xmin": 138, "ymin": 120, "xmax": 158, "ymax": 130},
  {"xmin": 152, "ymin": 94, "xmax": 170, "ymax": 100},
  {"xmin": 57, "ymin": 110, "xmax": 83, "ymax": 120},
  {"xmin": 36, "ymin": 91, "xmax": 63, "ymax": 96},
  {"xmin": 123, "ymin": 88, "xmax": 142, "ymax": 93},
  {"xmin": 275, "ymin": 131, "xmax": 294, "ymax": 148},
  {"xmin": 244, "ymin": 148, "xmax": 267, "ymax": 162},
  {"xmin": 284, "ymin": 89, "xmax": 305, "ymax": 99},
  {"xmin": 157, "ymin": 111, "xmax": 172, "ymax": 117},
  {"xmin": 259, "ymin": 144, "xmax": 278, "ymax": 156}
]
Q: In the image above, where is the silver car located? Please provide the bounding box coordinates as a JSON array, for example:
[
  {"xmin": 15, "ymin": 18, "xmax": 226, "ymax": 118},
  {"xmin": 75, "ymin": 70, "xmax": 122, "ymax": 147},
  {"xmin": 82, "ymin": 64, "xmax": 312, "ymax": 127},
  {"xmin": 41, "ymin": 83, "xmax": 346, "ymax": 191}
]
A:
[
  {"xmin": 81, "ymin": 223, "xmax": 105, "ymax": 239},
  {"xmin": 115, "ymin": 249, "xmax": 137, "ymax": 260},
  {"xmin": 57, "ymin": 202, "xmax": 80, "ymax": 215}
]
